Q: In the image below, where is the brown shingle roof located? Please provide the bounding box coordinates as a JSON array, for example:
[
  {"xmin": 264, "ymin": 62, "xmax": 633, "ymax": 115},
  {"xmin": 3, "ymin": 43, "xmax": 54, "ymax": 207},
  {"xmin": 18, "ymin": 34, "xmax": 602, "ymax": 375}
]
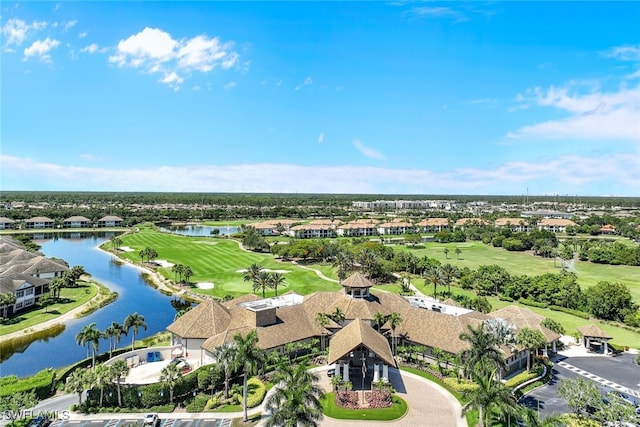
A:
[
  {"xmin": 577, "ymin": 324, "xmax": 612, "ymax": 339},
  {"xmin": 167, "ymin": 298, "xmax": 232, "ymax": 338},
  {"xmin": 342, "ymin": 273, "xmax": 374, "ymax": 289},
  {"xmin": 328, "ymin": 319, "xmax": 395, "ymax": 367},
  {"xmin": 25, "ymin": 216, "xmax": 54, "ymax": 223},
  {"xmin": 488, "ymin": 305, "xmax": 561, "ymax": 343},
  {"xmin": 416, "ymin": 218, "xmax": 449, "ymax": 227},
  {"xmin": 538, "ymin": 218, "xmax": 576, "ymax": 227},
  {"xmin": 63, "ymin": 216, "xmax": 91, "ymax": 222}
]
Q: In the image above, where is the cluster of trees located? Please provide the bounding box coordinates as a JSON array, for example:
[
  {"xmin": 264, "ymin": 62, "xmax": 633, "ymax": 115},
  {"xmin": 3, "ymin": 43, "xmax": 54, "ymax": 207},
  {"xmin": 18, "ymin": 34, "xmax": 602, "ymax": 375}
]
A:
[
  {"xmin": 138, "ymin": 247, "xmax": 158, "ymax": 263},
  {"xmin": 558, "ymin": 377, "xmax": 638, "ymax": 424},
  {"xmin": 170, "ymin": 264, "xmax": 194, "ymax": 285},
  {"xmin": 578, "ymin": 240, "xmax": 640, "ymax": 266},
  {"xmin": 242, "ymin": 264, "xmax": 287, "ymax": 297},
  {"xmin": 75, "ymin": 313, "xmax": 148, "ymax": 367},
  {"xmin": 239, "ymin": 226, "xmax": 270, "ymax": 252}
]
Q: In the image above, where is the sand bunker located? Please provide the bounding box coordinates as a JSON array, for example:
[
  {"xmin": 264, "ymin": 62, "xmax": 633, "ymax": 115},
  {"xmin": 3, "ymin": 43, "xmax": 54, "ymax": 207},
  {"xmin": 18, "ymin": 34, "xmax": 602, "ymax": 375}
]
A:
[
  {"xmin": 197, "ymin": 282, "xmax": 214, "ymax": 289},
  {"xmin": 119, "ymin": 246, "xmax": 135, "ymax": 252},
  {"xmin": 236, "ymin": 268, "xmax": 291, "ymax": 274}
]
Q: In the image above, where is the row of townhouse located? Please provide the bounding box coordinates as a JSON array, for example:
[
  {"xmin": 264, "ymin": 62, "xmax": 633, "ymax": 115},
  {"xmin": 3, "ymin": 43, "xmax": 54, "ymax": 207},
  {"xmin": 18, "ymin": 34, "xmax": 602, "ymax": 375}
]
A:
[
  {"xmin": 251, "ymin": 217, "xmax": 581, "ymax": 239},
  {"xmin": 0, "ymin": 237, "xmax": 69, "ymax": 317},
  {"xmin": 0, "ymin": 215, "xmax": 124, "ymax": 230}
]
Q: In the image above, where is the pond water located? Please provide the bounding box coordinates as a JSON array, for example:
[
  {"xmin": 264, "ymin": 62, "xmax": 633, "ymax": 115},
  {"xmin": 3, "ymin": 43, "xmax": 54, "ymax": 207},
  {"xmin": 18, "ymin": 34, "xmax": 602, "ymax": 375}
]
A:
[
  {"xmin": 159, "ymin": 224, "xmax": 238, "ymax": 237},
  {"xmin": 0, "ymin": 234, "xmax": 180, "ymax": 378}
]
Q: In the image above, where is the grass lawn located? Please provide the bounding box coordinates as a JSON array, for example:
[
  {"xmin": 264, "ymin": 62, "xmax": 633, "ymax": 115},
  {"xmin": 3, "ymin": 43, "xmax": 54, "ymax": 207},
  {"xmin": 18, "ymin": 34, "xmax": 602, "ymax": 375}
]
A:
[
  {"xmin": 396, "ymin": 241, "xmax": 640, "ymax": 302},
  {"xmin": 320, "ymin": 392, "xmax": 407, "ymax": 421},
  {"xmin": 0, "ymin": 282, "xmax": 98, "ymax": 336},
  {"xmin": 112, "ymin": 227, "xmax": 341, "ymax": 298},
  {"xmin": 231, "ymin": 413, "xmax": 261, "ymax": 427}
]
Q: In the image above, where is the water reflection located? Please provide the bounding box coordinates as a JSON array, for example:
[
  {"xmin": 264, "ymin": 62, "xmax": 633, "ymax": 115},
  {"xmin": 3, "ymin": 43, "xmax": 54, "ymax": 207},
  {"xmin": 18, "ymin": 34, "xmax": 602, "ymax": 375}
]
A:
[
  {"xmin": 159, "ymin": 224, "xmax": 238, "ymax": 237},
  {"xmin": 0, "ymin": 234, "xmax": 181, "ymax": 377}
]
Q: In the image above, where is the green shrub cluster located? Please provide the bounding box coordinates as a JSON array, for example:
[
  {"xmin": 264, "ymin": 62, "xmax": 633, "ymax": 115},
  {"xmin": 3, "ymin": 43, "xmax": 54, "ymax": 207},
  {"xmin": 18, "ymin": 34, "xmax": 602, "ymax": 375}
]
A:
[
  {"xmin": 238, "ymin": 377, "xmax": 267, "ymax": 408},
  {"xmin": 504, "ymin": 369, "xmax": 540, "ymax": 389},
  {"xmin": 186, "ymin": 394, "xmax": 209, "ymax": 412},
  {"xmin": 549, "ymin": 305, "xmax": 590, "ymax": 319},
  {"xmin": 443, "ymin": 378, "xmax": 478, "ymax": 392},
  {"xmin": 518, "ymin": 298, "xmax": 548, "ymax": 308},
  {"xmin": 0, "ymin": 369, "xmax": 55, "ymax": 399}
]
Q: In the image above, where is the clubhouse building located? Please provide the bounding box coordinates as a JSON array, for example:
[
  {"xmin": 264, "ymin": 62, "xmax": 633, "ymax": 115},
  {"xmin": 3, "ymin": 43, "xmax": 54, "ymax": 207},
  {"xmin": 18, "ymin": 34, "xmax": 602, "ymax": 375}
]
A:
[{"xmin": 167, "ymin": 273, "xmax": 560, "ymax": 380}]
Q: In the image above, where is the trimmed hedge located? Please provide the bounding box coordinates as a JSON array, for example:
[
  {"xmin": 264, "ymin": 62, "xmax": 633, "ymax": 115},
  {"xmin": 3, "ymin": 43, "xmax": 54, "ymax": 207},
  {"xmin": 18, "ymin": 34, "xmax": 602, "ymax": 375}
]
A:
[
  {"xmin": 518, "ymin": 298, "xmax": 548, "ymax": 309},
  {"xmin": 0, "ymin": 369, "xmax": 56, "ymax": 399},
  {"xmin": 504, "ymin": 366, "xmax": 542, "ymax": 389},
  {"xmin": 238, "ymin": 377, "xmax": 267, "ymax": 408},
  {"xmin": 549, "ymin": 305, "xmax": 590, "ymax": 319},
  {"xmin": 443, "ymin": 378, "xmax": 478, "ymax": 393}
]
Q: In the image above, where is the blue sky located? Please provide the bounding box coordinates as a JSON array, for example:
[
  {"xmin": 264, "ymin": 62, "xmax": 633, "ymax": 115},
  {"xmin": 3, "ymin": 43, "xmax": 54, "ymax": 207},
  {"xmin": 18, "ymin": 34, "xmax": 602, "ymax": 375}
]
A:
[{"xmin": 1, "ymin": 1, "xmax": 639, "ymax": 195}]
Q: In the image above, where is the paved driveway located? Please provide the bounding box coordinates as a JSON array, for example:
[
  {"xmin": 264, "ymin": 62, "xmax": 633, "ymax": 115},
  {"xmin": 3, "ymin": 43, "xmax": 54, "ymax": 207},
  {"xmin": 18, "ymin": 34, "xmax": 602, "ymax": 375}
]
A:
[{"xmin": 317, "ymin": 368, "xmax": 466, "ymax": 427}]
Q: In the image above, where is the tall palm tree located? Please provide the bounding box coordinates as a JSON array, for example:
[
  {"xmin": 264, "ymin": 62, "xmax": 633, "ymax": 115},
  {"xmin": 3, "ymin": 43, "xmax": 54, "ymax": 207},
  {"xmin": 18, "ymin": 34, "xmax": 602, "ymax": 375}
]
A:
[
  {"xmin": 516, "ymin": 327, "xmax": 547, "ymax": 371},
  {"xmin": 160, "ymin": 363, "xmax": 183, "ymax": 403},
  {"xmin": 455, "ymin": 247, "xmax": 462, "ymax": 260},
  {"xmin": 171, "ymin": 264, "xmax": 184, "ymax": 282},
  {"xmin": 253, "ymin": 271, "xmax": 272, "ymax": 298},
  {"xmin": 243, "ymin": 263, "xmax": 263, "ymax": 284},
  {"xmin": 425, "ymin": 266, "xmax": 444, "ymax": 299},
  {"xmin": 213, "ymin": 343, "xmax": 237, "ymax": 399},
  {"xmin": 76, "ymin": 323, "xmax": 101, "ymax": 367},
  {"xmin": 124, "ymin": 312, "xmax": 147, "ymax": 351},
  {"xmin": 444, "ymin": 247, "xmax": 449, "ymax": 259},
  {"xmin": 373, "ymin": 311, "xmax": 386, "ymax": 332},
  {"xmin": 315, "ymin": 313, "xmax": 329, "ymax": 352},
  {"xmin": 518, "ymin": 408, "xmax": 567, "ymax": 427},
  {"xmin": 440, "ymin": 264, "xmax": 460, "ymax": 296},
  {"xmin": 265, "ymin": 360, "xmax": 324, "ymax": 427},
  {"xmin": 66, "ymin": 368, "xmax": 91, "ymax": 406},
  {"xmin": 92, "ymin": 364, "xmax": 112, "ymax": 407},
  {"xmin": 458, "ymin": 323, "xmax": 505, "ymax": 379},
  {"xmin": 110, "ymin": 359, "xmax": 129, "ymax": 407},
  {"xmin": 463, "ymin": 371, "xmax": 518, "ymax": 427},
  {"xmin": 233, "ymin": 330, "xmax": 266, "ymax": 422},
  {"xmin": 182, "ymin": 265, "xmax": 193, "ymax": 284},
  {"xmin": 48, "ymin": 277, "xmax": 64, "ymax": 300},
  {"xmin": 104, "ymin": 321, "xmax": 126, "ymax": 358},
  {"xmin": 269, "ymin": 272, "xmax": 286, "ymax": 297},
  {"xmin": 332, "ymin": 251, "xmax": 354, "ymax": 283},
  {"xmin": 388, "ymin": 312, "xmax": 403, "ymax": 356}
]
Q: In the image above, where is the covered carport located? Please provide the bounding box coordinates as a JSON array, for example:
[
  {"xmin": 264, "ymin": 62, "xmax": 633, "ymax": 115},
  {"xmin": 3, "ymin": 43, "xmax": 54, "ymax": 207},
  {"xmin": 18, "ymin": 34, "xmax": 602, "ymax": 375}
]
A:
[{"xmin": 577, "ymin": 324, "xmax": 613, "ymax": 355}]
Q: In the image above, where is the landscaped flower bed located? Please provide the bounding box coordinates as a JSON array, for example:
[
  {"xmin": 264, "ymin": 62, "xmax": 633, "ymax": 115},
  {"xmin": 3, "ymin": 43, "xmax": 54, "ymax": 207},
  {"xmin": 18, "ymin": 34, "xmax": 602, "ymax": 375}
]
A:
[
  {"xmin": 335, "ymin": 391, "xmax": 359, "ymax": 409},
  {"xmin": 366, "ymin": 391, "xmax": 392, "ymax": 408},
  {"xmin": 335, "ymin": 390, "xmax": 392, "ymax": 409}
]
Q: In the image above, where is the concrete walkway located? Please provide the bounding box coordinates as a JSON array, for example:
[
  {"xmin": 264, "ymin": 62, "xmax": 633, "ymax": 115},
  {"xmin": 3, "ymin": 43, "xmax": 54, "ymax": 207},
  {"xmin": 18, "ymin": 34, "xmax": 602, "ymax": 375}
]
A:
[{"xmin": 314, "ymin": 366, "xmax": 466, "ymax": 427}]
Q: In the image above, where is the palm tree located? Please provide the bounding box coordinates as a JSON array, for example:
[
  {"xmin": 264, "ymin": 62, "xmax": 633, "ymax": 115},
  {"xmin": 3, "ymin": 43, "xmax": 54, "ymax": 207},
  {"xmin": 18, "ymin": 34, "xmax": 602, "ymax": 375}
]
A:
[
  {"xmin": 516, "ymin": 327, "xmax": 547, "ymax": 371},
  {"xmin": 253, "ymin": 271, "xmax": 272, "ymax": 298},
  {"xmin": 48, "ymin": 277, "xmax": 64, "ymax": 300},
  {"xmin": 233, "ymin": 330, "xmax": 266, "ymax": 422},
  {"xmin": 425, "ymin": 266, "xmax": 444, "ymax": 299},
  {"xmin": 269, "ymin": 272, "xmax": 286, "ymax": 297},
  {"xmin": 213, "ymin": 343, "xmax": 237, "ymax": 399},
  {"xmin": 388, "ymin": 312, "xmax": 403, "ymax": 356},
  {"xmin": 110, "ymin": 359, "xmax": 129, "ymax": 407},
  {"xmin": 463, "ymin": 371, "xmax": 518, "ymax": 427},
  {"xmin": 160, "ymin": 363, "xmax": 183, "ymax": 403},
  {"xmin": 182, "ymin": 265, "xmax": 193, "ymax": 284},
  {"xmin": 518, "ymin": 408, "xmax": 567, "ymax": 427},
  {"xmin": 104, "ymin": 321, "xmax": 126, "ymax": 358},
  {"xmin": 92, "ymin": 364, "xmax": 112, "ymax": 407},
  {"xmin": 373, "ymin": 311, "xmax": 386, "ymax": 332},
  {"xmin": 332, "ymin": 251, "xmax": 354, "ymax": 283},
  {"xmin": 76, "ymin": 323, "xmax": 101, "ymax": 367},
  {"xmin": 265, "ymin": 360, "xmax": 324, "ymax": 427},
  {"xmin": 315, "ymin": 313, "xmax": 329, "ymax": 352},
  {"xmin": 171, "ymin": 264, "xmax": 184, "ymax": 282},
  {"xmin": 444, "ymin": 247, "xmax": 449, "ymax": 259},
  {"xmin": 66, "ymin": 368, "xmax": 91, "ymax": 406},
  {"xmin": 458, "ymin": 323, "xmax": 505, "ymax": 379},
  {"xmin": 440, "ymin": 264, "xmax": 460, "ymax": 296},
  {"xmin": 455, "ymin": 247, "xmax": 462, "ymax": 260},
  {"xmin": 124, "ymin": 312, "xmax": 147, "ymax": 351},
  {"xmin": 330, "ymin": 307, "xmax": 345, "ymax": 325},
  {"xmin": 243, "ymin": 263, "xmax": 263, "ymax": 284}
]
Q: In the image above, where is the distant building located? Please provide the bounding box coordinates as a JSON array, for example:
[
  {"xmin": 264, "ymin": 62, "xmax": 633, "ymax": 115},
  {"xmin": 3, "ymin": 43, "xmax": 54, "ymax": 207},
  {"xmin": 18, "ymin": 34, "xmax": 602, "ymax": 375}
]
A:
[
  {"xmin": 62, "ymin": 216, "xmax": 92, "ymax": 228},
  {"xmin": 24, "ymin": 216, "xmax": 55, "ymax": 229},
  {"xmin": 494, "ymin": 218, "xmax": 530, "ymax": 232},
  {"xmin": 538, "ymin": 218, "xmax": 577, "ymax": 233},
  {"xmin": 97, "ymin": 216, "xmax": 124, "ymax": 228},
  {"xmin": 0, "ymin": 217, "xmax": 17, "ymax": 230}
]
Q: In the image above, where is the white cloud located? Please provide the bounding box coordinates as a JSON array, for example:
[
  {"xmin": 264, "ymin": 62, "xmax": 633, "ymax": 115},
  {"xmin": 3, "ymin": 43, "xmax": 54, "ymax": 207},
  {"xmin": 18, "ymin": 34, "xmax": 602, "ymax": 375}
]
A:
[
  {"xmin": 602, "ymin": 44, "xmax": 640, "ymax": 61},
  {"xmin": 78, "ymin": 31, "xmax": 88, "ymax": 38},
  {"xmin": 2, "ymin": 153, "xmax": 637, "ymax": 195},
  {"xmin": 2, "ymin": 18, "xmax": 47, "ymax": 47},
  {"xmin": 508, "ymin": 82, "xmax": 640, "ymax": 142},
  {"xmin": 63, "ymin": 20, "xmax": 78, "ymax": 30},
  {"xmin": 353, "ymin": 139, "xmax": 385, "ymax": 160},
  {"xmin": 193, "ymin": 85, "xmax": 201, "ymax": 91},
  {"xmin": 318, "ymin": 132, "xmax": 324, "ymax": 144},
  {"xmin": 159, "ymin": 72, "xmax": 184, "ymax": 90},
  {"xmin": 109, "ymin": 27, "xmax": 241, "ymax": 88},
  {"xmin": 23, "ymin": 37, "xmax": 60, "ymax": 63},
  {"xmin": 79, "ymin": 153, "xmax": 100, "ymax": 162},
  {"xmin": 80, "ymin": 43, "xmax": 107, "ymax": 54},
  {"xmin": 295, "ymin": 76, "xmax": 313, "ymax": 90},
  {"xmin": 223, "ymin": 81, "xmax": 237, "ymax": 90}
]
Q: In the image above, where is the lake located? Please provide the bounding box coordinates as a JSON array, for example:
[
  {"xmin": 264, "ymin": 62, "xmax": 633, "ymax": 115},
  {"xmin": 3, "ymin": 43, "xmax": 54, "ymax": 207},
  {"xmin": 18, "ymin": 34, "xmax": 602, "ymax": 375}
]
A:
[
  {"xmin": 159, "ymin": 224, "xmax": 238, "ymax": 237},
  {"xmin": 0, "ymin": 234, "xmax": 180, "ymax": 378}
]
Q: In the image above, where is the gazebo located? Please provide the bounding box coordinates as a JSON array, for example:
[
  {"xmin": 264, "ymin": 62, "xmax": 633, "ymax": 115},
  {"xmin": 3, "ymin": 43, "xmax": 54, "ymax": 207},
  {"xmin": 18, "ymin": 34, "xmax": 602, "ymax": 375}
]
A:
[
  {"xmin": 328, "ymin": 318, "xmax": 396, "ymax": 390},
  {"xmin": 577, "ymin": 324, "xmax": 613, "ymax": 355}
]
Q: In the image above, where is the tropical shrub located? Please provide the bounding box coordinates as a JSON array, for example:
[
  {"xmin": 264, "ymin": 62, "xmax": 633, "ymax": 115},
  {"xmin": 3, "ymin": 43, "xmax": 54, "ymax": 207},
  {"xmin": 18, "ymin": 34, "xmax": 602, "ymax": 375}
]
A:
[
  {"xmin": 238, "ymin": 377, "xmax": 267, "ymax": 408},
  {"xmin": 443, "ymin": 377, "xmax": 478, "ymax": 393}
]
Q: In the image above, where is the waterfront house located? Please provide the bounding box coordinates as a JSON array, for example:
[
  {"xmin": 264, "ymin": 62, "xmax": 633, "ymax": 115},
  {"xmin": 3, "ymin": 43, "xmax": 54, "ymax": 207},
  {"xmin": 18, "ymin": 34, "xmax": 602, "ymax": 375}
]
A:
[
  {"xmin": 62, "ymin": 216, "xmax": 92, "ymax": 228},
  {"xmin": 0, "ymin": 217, "xmax": 17, "ymax": 230},
  {"xmin": 97, "ymin": 215, "xmax": 124, "ymax": 228},
  {"xmin": 24, "ymin": 216, "xmax": 55, "ymax": 229},
  {"xmin": 538, "ymin": 218, "xmax": 577, "ymax": 233}
]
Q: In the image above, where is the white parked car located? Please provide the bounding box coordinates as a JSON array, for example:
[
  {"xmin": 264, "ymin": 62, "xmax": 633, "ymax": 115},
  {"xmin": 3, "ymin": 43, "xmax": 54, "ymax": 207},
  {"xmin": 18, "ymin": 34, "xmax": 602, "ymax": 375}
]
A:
[{"xmin": 144, "ymin": 413, "xmax": 159, "ymax": 425}]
